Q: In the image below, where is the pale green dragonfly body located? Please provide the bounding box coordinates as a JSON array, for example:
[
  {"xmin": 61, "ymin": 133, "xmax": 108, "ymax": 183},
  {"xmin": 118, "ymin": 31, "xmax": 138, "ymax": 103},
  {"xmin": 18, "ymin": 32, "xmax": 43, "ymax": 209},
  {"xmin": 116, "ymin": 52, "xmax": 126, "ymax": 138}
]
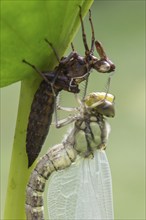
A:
[{"xmin": 26, "ymin": 92, "xmax": 115, "ymax": 220}]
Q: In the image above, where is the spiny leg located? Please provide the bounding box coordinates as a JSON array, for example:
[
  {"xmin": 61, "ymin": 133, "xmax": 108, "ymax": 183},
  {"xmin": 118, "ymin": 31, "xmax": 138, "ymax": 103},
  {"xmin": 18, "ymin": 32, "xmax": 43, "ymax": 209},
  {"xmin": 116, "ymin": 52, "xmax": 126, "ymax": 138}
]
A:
[
  {"xmin": 44, "ymin": 38, "xmax": 60, "ymax": 63},
  {"xmin": 71, "ymin": 42, "xmax": 75, "ymax": 51},
  {"xmin": 53, "ymin": 91, "xmax": 75, "ymax": 129},
  {"xmin": 44, "ymin": 39, "xmax": 78, "ymax": 81},
  {"xmin": 78, "ymin": 6, "xmax": 89, "ymax": 99},
  {"xmin": 79, "ymin": 6, "xmax": 89, "ymax": 54},
  {"xmin": 22, "ymin": 59, "xmax": 52, "ymax": 85},
  {"xmin": 89, "ymin": 9, "xmax": 95, "ymax": 54},
  {"xmin": 54, "ymin": 93, "xmax": 81, "ymax": 128},
  {"xmin": 22, "ymin": 59, "xmax": 58, "ymax": 98}
]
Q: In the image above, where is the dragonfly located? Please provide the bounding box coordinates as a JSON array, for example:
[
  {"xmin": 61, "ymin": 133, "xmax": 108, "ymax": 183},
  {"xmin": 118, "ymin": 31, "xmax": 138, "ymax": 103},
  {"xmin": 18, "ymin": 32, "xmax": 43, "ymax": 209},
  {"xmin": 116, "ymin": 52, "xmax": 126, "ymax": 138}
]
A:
[
  {"xmin": 25, "ymin": 91, "xmax": 115, "ymax": 220},
  {"xmin": 23, "ymin": 6, "xmax": 115, "ymax": 167}
]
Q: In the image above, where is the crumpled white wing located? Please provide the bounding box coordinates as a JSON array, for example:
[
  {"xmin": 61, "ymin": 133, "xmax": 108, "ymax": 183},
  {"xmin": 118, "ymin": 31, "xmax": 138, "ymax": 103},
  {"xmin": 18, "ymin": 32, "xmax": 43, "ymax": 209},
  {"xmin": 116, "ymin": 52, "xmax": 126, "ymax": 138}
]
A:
[{"xmin": 47, "ymin": 150, "xmax": 114, "ymax": 220}]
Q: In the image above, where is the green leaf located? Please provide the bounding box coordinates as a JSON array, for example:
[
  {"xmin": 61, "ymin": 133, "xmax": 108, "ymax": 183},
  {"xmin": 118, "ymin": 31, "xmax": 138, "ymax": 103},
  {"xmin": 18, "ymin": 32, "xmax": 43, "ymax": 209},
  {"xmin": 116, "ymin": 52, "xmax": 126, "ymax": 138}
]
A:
[
  {"xmin": 1, "ymin": 0, "xmax": 93, "ymax": 88},
  {"xmin": 3, "ymin": 1, "xmax": 93, "ymax": 219}
]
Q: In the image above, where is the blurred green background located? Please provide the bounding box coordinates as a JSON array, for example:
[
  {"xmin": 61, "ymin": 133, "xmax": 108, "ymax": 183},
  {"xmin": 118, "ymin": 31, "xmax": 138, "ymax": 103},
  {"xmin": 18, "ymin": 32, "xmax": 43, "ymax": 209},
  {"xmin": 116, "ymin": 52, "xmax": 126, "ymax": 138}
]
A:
[{"xmin": 1, "ymin": 1, "xmax": 145, "ymax": 219}]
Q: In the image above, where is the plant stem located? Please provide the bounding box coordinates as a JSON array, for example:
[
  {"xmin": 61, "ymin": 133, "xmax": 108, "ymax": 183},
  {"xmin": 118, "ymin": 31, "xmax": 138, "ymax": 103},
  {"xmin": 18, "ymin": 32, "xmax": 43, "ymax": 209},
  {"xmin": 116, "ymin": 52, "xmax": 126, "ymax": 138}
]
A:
[{"xmin": 4, "ymin": 77, "xmax": 40, "ymax": 219}]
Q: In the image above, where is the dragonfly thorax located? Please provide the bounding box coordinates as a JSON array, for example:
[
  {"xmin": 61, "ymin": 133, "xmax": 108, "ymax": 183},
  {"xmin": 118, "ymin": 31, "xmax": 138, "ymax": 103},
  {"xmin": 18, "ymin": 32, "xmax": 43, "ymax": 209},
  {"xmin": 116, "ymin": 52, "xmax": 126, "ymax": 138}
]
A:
[{"xmin": 64, "ymin": 112, "xmax": 109, "ymax": 157}]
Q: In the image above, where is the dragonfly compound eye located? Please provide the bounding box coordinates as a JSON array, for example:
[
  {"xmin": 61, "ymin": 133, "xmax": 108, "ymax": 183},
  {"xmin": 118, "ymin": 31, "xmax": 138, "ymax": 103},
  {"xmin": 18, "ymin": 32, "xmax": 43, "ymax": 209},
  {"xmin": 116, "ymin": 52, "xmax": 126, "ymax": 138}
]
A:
[
  {"xmin": 96, "ymin": 100, "xmax": 115, "ymax": 117},
  {"xmin": 85, "ymin": 92, "xmax": 115, "ymax": 117}
]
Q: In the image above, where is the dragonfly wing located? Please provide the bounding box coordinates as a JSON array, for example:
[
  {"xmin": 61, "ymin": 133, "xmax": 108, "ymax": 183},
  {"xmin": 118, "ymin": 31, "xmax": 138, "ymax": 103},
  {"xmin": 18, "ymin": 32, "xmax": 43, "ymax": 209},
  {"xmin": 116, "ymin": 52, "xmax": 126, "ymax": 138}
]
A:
[
  {"xmin": 47, "ymin": 150, "xmax": 114, "ymax": 220},
  {"xmin": 75, "ymin": 150, "xmax": 114, "ymax": 219}
]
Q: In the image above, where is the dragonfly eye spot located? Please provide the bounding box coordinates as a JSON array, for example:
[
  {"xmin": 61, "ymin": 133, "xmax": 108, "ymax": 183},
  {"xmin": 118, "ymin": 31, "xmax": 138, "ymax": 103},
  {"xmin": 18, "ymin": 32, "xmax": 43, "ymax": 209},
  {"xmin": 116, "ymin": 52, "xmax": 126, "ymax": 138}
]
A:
[{"xmin": 99, "ymin": 61, "xmax": 111, "ymax": 72}]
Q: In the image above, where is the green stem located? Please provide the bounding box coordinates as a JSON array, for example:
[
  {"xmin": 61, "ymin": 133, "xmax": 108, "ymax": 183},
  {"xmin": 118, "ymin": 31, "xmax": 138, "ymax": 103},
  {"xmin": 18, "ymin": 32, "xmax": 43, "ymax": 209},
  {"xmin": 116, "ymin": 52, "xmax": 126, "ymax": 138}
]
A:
[{"xmin": 4, "ymin": 77, "xmax": 40, "ymax": 219}]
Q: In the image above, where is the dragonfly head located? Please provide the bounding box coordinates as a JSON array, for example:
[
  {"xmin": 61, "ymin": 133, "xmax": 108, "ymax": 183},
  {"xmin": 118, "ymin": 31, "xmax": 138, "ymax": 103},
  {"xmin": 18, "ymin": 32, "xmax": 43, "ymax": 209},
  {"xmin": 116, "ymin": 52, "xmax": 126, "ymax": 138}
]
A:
[{"xmin": 85, "ymin": 92, "xmax": 115, "ymax": 117}]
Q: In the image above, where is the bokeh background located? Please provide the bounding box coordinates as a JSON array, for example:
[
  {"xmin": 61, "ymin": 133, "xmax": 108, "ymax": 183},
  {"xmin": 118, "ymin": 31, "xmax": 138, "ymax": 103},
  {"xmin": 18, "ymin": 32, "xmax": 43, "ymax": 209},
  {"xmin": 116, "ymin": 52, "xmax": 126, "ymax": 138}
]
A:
[{"xmin": 1, "ymin": 1, "xmax": 145, "ymax": 219}]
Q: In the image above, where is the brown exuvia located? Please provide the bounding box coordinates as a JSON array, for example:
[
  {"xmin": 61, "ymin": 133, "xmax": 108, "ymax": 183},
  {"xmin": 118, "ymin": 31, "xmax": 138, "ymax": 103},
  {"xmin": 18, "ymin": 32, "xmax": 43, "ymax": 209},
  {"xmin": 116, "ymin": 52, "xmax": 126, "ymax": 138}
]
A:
[{"xmin": 23, "ymin": 6, "xmax": 115, "ymax": 167}]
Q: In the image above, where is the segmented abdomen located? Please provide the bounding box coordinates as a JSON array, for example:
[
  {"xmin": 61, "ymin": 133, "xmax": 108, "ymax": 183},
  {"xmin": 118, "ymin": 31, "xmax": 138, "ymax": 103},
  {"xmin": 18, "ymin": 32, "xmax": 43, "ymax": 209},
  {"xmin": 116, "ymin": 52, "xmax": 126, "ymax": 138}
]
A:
[
  {"xmin": 26, "ymin": 80, "xmax": 61, "ymax": 167},
  {"xmin": 25, "ymin": 143, "xmax": 77, "ymax": 220}
]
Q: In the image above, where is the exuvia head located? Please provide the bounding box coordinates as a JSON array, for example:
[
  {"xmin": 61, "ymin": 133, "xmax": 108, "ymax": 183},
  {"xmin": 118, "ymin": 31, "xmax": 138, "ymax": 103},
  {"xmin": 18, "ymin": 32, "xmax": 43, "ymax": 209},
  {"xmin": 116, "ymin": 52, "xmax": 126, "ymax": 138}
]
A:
[
  {"xmin": 78, "ymin": 7, "xmax": 115, "ymax": 75},
  {"xmin": 91, "ymin": 40, "xmax": 115, "ymax": 73},
  {"xmin": 92, "ymin": 58, "xmax": 115, "ymax": 73}
]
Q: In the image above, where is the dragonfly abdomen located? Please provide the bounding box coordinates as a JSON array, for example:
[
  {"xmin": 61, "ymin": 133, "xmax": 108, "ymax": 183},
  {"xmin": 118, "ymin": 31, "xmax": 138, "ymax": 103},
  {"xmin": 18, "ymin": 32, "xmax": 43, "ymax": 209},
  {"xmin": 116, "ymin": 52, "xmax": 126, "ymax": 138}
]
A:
[
  {"xmin": 25, "ymin": 143, "xmax": 77, "ymax": 219},
  {"xmin": 26, "ymin": 80, "xmax": 62, "ymax": 167}
]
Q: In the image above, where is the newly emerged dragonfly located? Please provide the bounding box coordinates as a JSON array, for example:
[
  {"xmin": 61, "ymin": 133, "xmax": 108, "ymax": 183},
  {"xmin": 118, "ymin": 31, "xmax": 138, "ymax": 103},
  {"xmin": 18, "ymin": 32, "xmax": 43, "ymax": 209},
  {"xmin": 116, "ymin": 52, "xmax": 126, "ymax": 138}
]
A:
[
  {"xmin": 24, "ymin": 7, "xmax": 115, "ymax": 167},
  {"xmin": 25, "ymin": 92, "xmax": 115, "ymax": 220}
]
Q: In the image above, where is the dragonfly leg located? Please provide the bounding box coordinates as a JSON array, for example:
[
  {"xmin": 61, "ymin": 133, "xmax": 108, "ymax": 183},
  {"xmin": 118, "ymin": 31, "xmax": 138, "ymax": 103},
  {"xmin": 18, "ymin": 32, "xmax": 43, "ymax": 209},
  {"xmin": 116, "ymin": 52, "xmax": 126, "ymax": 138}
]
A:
[
  {"xmin": 54, "ymin": 94, "xmax": 82, "ymax": 128},
  {"xmin": 98, "ymin": 119, "xmax": 111, "ymax": 150},
  {"xmin": 53, "ymin": 94, "xmax": 82, "ymax": 128},
  {"xmin": 60, "ymin": 51, "xmax": 79, "ymax": 64},
  {"xmin": 44, "ymin": 38, "xmax": 60, "ymax": 63},
  {"xmin": 71, "ymin": 42, "xmax": 75, "ymax": 51},
  {"xmin": 79, "ymin": 6, "xmax": 89, "ymax": 54},
  {"xmin": 23, "ymin": 59, "xmax": 62, "ymax": 94},
  {"xmin": 56, "ymin": 93, "xmax": 84, "ymax": 113},
  {"xmin": 89, "ymin": 9, "xmax": 95, "ymax": 54},
  {"xmin": 22, "ymin": 59, "xmax": 52, "ymax": 86},
  {"xmin": 84, "ymin": 120, "xmax": 95, "ymax": 154},
  {"xmin": 57, "ymin": 106, "xmax": 79, "ymax": 112},
  {"xmin": 55, "ymin": 115, "xmax": 78, "ymax": 128}
]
